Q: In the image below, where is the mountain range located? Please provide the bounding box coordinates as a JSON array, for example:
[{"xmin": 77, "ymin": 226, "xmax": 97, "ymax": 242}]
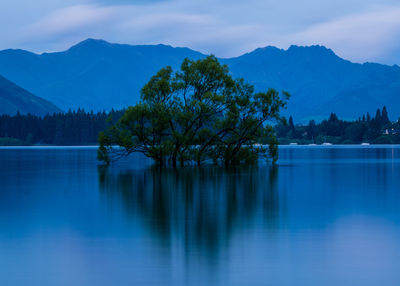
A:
[
  {"xmin": 0, "ymin": 75, "xmax": 60, "ymax": 116},
  {"xmin": 0, "ymin": 38, "xmax": 399, "ymax": 121}
]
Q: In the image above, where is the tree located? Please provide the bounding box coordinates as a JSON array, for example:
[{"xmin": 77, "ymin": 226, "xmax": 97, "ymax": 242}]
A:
[
  {"xmin": 328, "ymin": 113, "xmax": 339, "ymax": 123},
  {"xmin": 98, "ymin": 56, "xmax": 289, "ymax": 166},
  {"xmin": 381, "ymin": 106, "xmax": 390, "ymax": 125},
  {"xmin": 320, "ymin": 113, "xmax": 343, "ymax": 137},
  {"xmin": 307, "ymin": 120, "xmax": 317, "ymax": 140},
  {"xmin": 375, "ymin": 108, "xmax": 382, "ymax": 126},
  {"xmin": 288, "ymin": 116, "xmax": 295, "ymax": 130}
]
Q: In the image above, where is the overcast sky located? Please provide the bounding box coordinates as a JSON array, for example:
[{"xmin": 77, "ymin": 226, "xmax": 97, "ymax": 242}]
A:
[{"xmin": 1, "ymin": 0, "xmax": 400, "ymax": 64}]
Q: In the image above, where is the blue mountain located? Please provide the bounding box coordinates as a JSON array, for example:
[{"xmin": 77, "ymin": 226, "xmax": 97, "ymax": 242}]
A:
[
  {"xmin": 0, "ymin": 74, "xmax": 61, "ymax": 116},
  {"xmin": 0, "ymin": 38, "xmax": 399, "ymax": 121}
]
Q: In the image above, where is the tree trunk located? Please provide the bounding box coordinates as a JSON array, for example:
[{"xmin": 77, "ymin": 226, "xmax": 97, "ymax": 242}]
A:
[
  {"xmin": 159, "ymin": 156, "xmax": 164, "ymax": 167},
  {"xmin": 172, "ymin": 156, "xmax": 177, "ymax": 167}
]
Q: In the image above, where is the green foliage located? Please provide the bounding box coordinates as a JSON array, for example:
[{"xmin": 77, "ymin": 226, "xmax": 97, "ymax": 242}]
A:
[
  {"xmin": 98, "ymin": 56, "xmax": 289, "ymax": 166},
  {"xmin": 373, "ymin": 135, "xmax": 393, "ymax": 144},
  {"xmin": 0, "ymin": 137, "xmax": 25, "ymax": 146},
  {"xmin": 2, "ymin": 106, "xmax": 398, "ymax": 149},
  {"xmin": 0, "ymin": 109, "xmax": 125, "ymax": 146},
  {"xmin": 277, "ymin": 107, "xmax": 400, "ymax": 145}
]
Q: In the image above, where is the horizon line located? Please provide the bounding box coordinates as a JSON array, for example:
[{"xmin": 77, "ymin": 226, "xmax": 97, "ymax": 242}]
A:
[{"xmin": 2, "ymin": 37, "xmax": 399, "ymax": 67}]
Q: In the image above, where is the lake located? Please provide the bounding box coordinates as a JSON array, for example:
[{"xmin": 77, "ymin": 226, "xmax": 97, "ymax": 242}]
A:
[{"xmin": 1, "ymin": 146, "xmax": 400, "ymax": 286}]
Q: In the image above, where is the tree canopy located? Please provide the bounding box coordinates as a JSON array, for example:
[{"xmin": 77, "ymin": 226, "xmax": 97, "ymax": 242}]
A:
[{"xmin": 98, "ymin": 56, "xmax": 289, "ymax": 166}]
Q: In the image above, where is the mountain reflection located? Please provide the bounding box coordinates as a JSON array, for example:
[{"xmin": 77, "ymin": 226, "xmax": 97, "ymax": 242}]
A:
[{"xmin": 98, "ymin": 165, "xmax": 280, "ymax": 259}]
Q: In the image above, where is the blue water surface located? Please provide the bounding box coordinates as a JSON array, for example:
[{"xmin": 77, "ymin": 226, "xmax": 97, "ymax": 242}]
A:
[{"xmin": 0, "ymin": 146, "xmax": 400, "ymax": 286}]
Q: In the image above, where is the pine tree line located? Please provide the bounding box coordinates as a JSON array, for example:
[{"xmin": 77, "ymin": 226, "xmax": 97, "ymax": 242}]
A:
[
  {"xmin": 0, "ymin": 106, "xmax": 399, "ymax": 146},
  {"xmin": 276, "ymin": 107, "xmax": 400, "ymax": 144},
  {"xmin": 0, "ymin": 109, "xmax": 124, "ymax": 146}
]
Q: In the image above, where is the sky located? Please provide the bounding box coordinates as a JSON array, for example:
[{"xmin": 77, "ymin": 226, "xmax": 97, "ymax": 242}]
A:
[{"xmin": 1, "ymin": 0, "xmax": 400, "ymax": 65}]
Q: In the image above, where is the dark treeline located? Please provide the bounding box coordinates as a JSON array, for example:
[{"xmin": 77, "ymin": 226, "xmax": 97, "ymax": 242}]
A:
[
  {"xmin": 0, "ymin": 109, "xmax": 124, "ymax": 146},
  {"xmin": 277, "ymin": 106, "xmax": 400, "ymax": 144},
  {"xmin": 0, "ymin": 106, "xmax": 399, "ymax": 146}
]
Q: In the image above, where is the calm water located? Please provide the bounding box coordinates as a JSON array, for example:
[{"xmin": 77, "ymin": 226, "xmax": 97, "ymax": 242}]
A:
[{"xmin": 1, "ymin": 146, "xmax": 400, "ymax": 286}]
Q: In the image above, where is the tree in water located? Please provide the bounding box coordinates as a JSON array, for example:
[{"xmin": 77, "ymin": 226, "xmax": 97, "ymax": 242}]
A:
[{"xmin": 98, "ymin": 56, "xmax": 289, "ymax": 166}]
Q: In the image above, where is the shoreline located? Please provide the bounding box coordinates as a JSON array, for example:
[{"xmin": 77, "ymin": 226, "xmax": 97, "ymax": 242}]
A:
[{"xmin": 1, "ymin": 144, "xmax": 400, "ymax": 149}]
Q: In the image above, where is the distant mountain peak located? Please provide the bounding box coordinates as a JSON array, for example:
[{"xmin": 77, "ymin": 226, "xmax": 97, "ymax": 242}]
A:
[
  {"xmin": 288, "ymin": 44, "xmax": 330, "ymax": 50},
  {"xmin": 68, "ymin": 38, "xmax": 112, "ymax": 51},
  {"xmin": 258, "ymin": 46, "xmax": 283, "ymax": 52},
  {"xmin": 65, "ymin": 39, "xmax": 204, "ymax": 57},
  {"xmin": 242, "ymin": 44, "xmax": 338, "ymax": 60},
  {"xmin": 287, "ymin": 45, "xmax": 337, "ymax": 56},
  {"xmin": 80, "ymin": 38, "xmax": 107, "ymax": 44},
  {"xmin": 0, "ymin": 40, "xmax": 399, "ymax": 120}
]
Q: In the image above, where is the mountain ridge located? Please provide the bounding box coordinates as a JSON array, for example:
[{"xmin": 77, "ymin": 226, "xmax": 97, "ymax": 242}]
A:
[
  {"xmin": 0, "ymin": 74, "xmax": 61, "ymax": 116},
  {"xmin": 0, "ymin": 39, "xmax": 399, "ymax": 121}
]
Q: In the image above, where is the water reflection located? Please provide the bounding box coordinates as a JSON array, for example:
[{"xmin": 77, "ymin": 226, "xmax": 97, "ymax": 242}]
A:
[
  {"xmin": 98, "ymin": 166, "xmax": 281, "ymax": 259},
  {"xmin": 2, "ymin": 147, "xmax": 400, "ymax": 285}
]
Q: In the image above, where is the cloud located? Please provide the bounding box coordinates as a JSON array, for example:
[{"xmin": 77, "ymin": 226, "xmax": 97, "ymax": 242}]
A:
[
  {"xmin": 19, "ymin": 2, "xmax": 266, "ymax": 56},
  {"xmin": 22, "ymin": 5, "xmax": 116, "ymax": 40},
  {"xmin": 94, "ymin": 0, "xmax": 166, "ymax": 4},
  {"xmin": 289, "ymin": 6, "xmax": 400, "ymax": 63},
  {"xmin": 8, "ymin": 0, "xmax": 400, "ymax": 64}
]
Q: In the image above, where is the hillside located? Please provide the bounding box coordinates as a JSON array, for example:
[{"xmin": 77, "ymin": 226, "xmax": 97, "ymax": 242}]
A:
[
  {"xmin": 0, "ymin": 39, "xmax": 399, "ymax": 120},
  {"xmin": 0, "ymin": 39, "xmax": 203, "ymax": 112},
  {"xmin": 0, "ymin": 75, "xmax": 61, "ymax": 116},
  {"xmin": 223, "ymin": 45, "xmax": 400, "ymax": 120}
]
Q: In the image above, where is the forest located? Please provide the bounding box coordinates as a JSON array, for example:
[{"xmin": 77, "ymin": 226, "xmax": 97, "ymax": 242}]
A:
[
  {"xmin": 276, "ymin": 107, "xmax": 400, "ymax": 144},
  {"xmin": 0, "ymin": 109, "xmax": 124, "ymax": 146},
  {"xmin": 0, "ymin": 107, "xmax": 399, "ymax": 146}
]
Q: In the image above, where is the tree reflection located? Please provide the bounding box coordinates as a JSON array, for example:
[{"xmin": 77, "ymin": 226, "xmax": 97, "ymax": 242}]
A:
[{"xmin": 98, "ymin": 165, "xmax": 280, "ymax": 260}]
